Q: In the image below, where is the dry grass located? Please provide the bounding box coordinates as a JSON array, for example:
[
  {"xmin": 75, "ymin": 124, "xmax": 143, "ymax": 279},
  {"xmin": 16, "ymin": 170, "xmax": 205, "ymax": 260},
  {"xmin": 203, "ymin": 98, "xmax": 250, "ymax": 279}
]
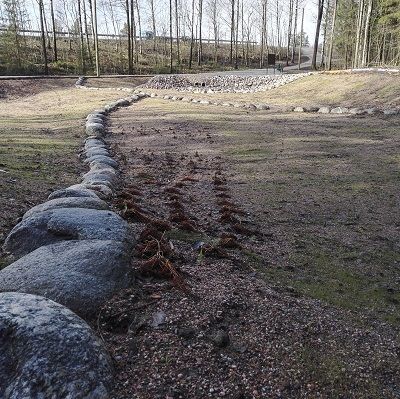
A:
[
  {"xmin": 147, "ymin": 72, "xmax": 400, "ymax": 108},
  {"xmin": 0, "ymin": 83, "xmax": 129, "ymax": 253},
  {"xmin": 115, "ymin": 98, "xmax": 400, "ymax": 325}
]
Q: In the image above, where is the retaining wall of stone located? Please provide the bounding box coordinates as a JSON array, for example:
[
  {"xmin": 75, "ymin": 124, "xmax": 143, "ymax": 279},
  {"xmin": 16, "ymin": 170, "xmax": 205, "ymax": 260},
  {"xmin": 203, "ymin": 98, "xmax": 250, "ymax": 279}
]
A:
[
  {"xmin": 142, "ymin": 72, "xmax": 312, "ymax": 93},
  {"xmin": 140, "ymin": 91, "xmax": 400, "ymax": 116},
  {"xmin": 0, "ymin": 78, "xmax": 150, "ymax": 398}
]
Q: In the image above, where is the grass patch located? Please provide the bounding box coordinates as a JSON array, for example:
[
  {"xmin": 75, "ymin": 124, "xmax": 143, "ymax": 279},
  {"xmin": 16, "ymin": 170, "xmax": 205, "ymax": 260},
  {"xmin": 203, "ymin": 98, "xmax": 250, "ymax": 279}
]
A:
[{"xmin": 258, "ymin": 242, "xmax": 400, "ymax": 325}]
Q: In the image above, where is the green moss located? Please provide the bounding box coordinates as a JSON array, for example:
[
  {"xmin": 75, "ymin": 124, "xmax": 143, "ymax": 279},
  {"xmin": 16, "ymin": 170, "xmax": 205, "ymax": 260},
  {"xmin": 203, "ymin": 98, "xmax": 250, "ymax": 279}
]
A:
[{"xmin": 257, "ymin": 243, "xmax": 400, "ymax": 326}]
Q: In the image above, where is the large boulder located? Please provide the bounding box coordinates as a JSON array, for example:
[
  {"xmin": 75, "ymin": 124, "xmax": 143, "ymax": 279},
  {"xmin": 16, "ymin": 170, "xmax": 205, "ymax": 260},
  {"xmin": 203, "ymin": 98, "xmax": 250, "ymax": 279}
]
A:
[
  {"xmin": 0, "ymin": 240, "xmax": 132, "ymax": 318},
  {"xmin": 85, "ymin": 155, "xmax": 118, "ymax": 169},
  {"xmin": 22, "ymin": 197, "xmax": 109, "ymax": 220},
  {"xmin": 85, "ymin": 147, "xmax": 110, "ymax": 158},
  {"xmin": 3, "ymin": 208, "xmax": 132, "ymax": 258},
  {"xmin": 48, "ymin": 187, "xmax": 100, "ymax": 201},
  {"xmin": 82, "ymin": 172, "xmax": 116, "ymax": 188},
  {"xmin": 67, "ymin": 183, "xmax": 114, "ymax": 200},
  {"xmin": 0, "ymin": 292, "xmax": 113, "ymax": 398}
]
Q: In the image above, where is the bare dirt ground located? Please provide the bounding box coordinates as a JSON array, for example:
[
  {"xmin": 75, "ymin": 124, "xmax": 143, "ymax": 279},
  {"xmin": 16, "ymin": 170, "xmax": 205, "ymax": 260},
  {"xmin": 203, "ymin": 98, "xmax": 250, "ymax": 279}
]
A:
[
  {"xmin": 0, "ymin": 81, "xmax": 128, "ymax": 266},
  {"xmin": 85, "ymin": 77, "xmax": 151, "ymax": 89},
  {"xmin": 99, "ymin": 99, "xmax": 400, "ymax": 398},
  {"xmin": 0, "ymin": 78, "xmax": 77, "ymax": 100}
]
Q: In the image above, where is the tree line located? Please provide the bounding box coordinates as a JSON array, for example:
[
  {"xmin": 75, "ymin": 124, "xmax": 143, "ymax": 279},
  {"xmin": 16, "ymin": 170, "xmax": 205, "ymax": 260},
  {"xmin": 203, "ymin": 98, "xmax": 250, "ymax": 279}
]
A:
[{"xmin": 0, "ymin": 0, "xmax": 398, "ymax": 75}]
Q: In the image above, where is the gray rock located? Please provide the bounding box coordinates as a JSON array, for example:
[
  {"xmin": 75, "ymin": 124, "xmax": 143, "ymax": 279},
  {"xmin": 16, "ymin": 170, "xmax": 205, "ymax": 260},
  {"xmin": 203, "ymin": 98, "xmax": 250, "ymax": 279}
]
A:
[
  {"xmin": 86, "ymin": 117, "xmax": 104, "ymax": 125},
  {"xmin": 23, "ymin": 197, "xmax": 109, "ymax": 220},
  {"xmin": 86, "ymin": 155, "xmax": 118, "ymax": 168},
  {"xmin": 85, "ymin": 138, "xmax": 106, "ymax": 150},
  {"xmin": 68, "ymin": 183, "xmax": 114, "ymax": 200},
  {"xmin": 86, "ymin": 113, "xmax": 106, "ymax": 121},
  {"xmin": 48, "ymin": 188, "xmax": 100, "ymax": 201},
  {"xmin": 86, "ymin": 123, "xmax": 106, "ymax": 136},
  {"xmin": 86, "ymin": 135, "xmax": 105, "ymax": 142},
  {"xmin": 104, "ymin": 103, "xmax": 117, "ymax": 113},
  {"xmin": 84, "ymin": 168, "xmax": 117, "ymax": 178},
  {"xmin": 256, "ymin": 103, "xmax": 269, "ymax": 110},
  {"xmin": 82, "ymin": 172, "xmax": 116, "ymax": 188},
  {"xmin": 89, "ymin": 162, "xmax": 117, "ymax": 173},
  {"xmin": 85, "ymin": 144, "xmax": 108, "ymax": 154},
  {"xmin": 115, "ymin": 99, "xmax": 129, "ymax": 107},
  {"xmin": 150, "ymin": 310, "xmax": 167, "ymax": 329},
  {"xmin": 0, "ymin": 240, "xmax": 132, "ymax": 317},
  {"xmin": 86, "ymin": 122, "xmax": 105, "ymax": 130},
  {"xmin": 293, "ymin": 107, "xmax": 305, "ymax": 113},
  {"xmin": 0, "ymin": 292, "xmax": 113, "ymax": 398},
  {"xmin": 85, "ymin": 147, "xmax": 110, "ymax": 158},
  {"xmin": 211, "ymin": 329, "xmax": 230, "ymax": 348},
  {"xmin": 383, "ymin": 109, "xmax": 399, "ymax": 115},
  {"xmin": 177, "ymin": 326, "xmax": 196, "ymax": 339},
  {"xmin": 330, "ymin": 106, "xmax": 349, "ymax": 114},
  {"xmin": 318, "ymin": 106, "xmax": 331, "ymax": 114},
  {"xmin": 365, "ymin": 107, "xmax": 379, "ymax": 115},
  {"xmin": 3, "ymin": 208, "xmax": 131, "ymax": 258}
]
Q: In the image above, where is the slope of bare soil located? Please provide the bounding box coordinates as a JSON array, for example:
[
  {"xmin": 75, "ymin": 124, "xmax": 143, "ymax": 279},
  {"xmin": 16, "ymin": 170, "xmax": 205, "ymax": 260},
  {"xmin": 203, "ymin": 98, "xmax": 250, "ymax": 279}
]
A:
[
  {"xmin": 100, "ymin": 99, "xmax": 400, "ymax": 398},
  {"xmin": 0, "ymin": 78, "xmax": 77, "ymax": 100}
]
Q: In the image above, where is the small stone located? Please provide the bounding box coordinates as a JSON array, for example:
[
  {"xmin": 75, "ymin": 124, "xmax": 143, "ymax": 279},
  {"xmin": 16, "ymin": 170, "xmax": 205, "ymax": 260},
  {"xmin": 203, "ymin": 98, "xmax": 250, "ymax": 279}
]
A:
[
  {"xmin": 211, "ymin": 329, "xmax": 230, "ymax": 348},
  {"xmin": 177, "ymin": 327, "xmax": 197, "ymax": 339},
  {"xmin": 330, "ymin": 106, "xmax": 349, "ymax": 114},
  {"xmin": 150, "ymin": 310, "xmax": 166, "ymax": 328}
]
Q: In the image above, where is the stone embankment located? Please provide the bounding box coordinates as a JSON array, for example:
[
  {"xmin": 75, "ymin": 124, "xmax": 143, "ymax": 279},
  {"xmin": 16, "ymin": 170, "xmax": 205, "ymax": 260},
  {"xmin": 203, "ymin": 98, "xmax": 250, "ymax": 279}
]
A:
[
  {"xmin": 142, "ymin": 73, "xmax": 311, "ymax": 93},
  {"xmin": 0, "ymin": 76, "xmax": 149, "ymax": 398},
  {"xmin": 142, "ymin": 91, "xmax": 400, "ymax": 115}
]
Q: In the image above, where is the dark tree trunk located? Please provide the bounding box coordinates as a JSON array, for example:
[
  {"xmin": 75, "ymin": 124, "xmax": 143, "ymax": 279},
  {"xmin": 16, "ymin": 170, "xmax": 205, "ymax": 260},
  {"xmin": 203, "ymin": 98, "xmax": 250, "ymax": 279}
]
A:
[
  {"xmin": 49, "ymin": 0, "xmax": 57, "ymax": 62},
  {"xmin": 38, "ymin": 0, "xmax": 48, "ymax": 74},
  {"xmin": 312, "ymin": 0, "xmax": 325, "ymax": 69}
]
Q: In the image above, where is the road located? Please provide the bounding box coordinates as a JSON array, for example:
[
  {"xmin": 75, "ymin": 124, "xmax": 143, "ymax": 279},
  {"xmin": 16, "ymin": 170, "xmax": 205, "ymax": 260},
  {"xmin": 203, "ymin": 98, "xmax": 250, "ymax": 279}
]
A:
[{"xmin": 184, "ymin": 47, "xmax": 315, "ymax": 79}]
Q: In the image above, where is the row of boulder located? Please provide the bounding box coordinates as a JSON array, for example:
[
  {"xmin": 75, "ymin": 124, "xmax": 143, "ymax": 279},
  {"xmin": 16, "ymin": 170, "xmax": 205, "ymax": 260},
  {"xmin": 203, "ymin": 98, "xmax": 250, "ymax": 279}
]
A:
[
  {"xmin": 143, "ymin": 92, "xmax": 400, "ymax": 116},
  {"xmin": 143, "ymin": 73, "xmax": 311, "ymax": 93},
  {"xmin": 0, "ymin": 84, "xmax": 149, "ymax": 398}
]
